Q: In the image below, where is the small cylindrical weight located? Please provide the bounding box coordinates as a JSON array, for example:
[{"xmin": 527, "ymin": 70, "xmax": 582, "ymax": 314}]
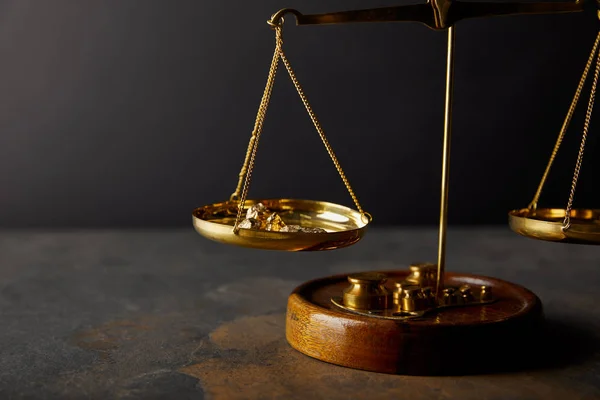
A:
[
  {"xmin": 343, "ymin": 272, "xmax": 391, "ymax": 311},
  {"xmin": 393, "ymin": 281, "xmax": 414, "ymax": 306},
  {"xmin": 459, "ymin": 285, "xmax": 475, "ymax": 303},
  {"xmin": 441, "ymin": 287, "xmax": 457, "ymax": 306},
  {"xmin": 401, "ymin": 287, "xmax": 430, "ymax": 312},
  {"xmin": 406, "ymin": 263, "xmax": 437, "ymax": 287},
  {"xmin": 480, "ymin": 285, "xmax": 493, "ymax": 302}
]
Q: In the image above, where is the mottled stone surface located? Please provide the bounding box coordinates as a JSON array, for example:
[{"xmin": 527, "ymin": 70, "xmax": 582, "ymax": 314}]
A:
[{"xmin": 0, "ymin": 228, "xmax": 599, "ymax": 399}]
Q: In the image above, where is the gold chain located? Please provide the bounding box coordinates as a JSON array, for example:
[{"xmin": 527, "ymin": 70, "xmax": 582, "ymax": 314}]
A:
[
  {"xmin": 528, "ymin": 31, "xmax": 600, "ymax": 210},
  {"xmin": 563, "ymin": 43, "xmax": 600, "ymax": 230},
  {"xmin": 232, "ymin": 22, "xmax": 370, "ymax": 233},
  {"xmin": 278, "ymin": 46, "xmax": 369, "ymax": 221},
  {"xmin": 231, "ymin": 27, "xmax": 283, "ymax": 232}
]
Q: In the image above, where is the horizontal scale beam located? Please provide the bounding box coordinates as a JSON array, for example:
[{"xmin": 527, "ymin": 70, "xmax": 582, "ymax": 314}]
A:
[{"xmin": 270, "ymin": 0, "xmax": 587, "ymax": 30}]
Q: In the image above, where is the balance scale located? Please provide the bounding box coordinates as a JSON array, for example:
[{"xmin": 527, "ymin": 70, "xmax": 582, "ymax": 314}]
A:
[{"xmin": 193, "ymin": 0, "xmax": 599, "ymax": 375}]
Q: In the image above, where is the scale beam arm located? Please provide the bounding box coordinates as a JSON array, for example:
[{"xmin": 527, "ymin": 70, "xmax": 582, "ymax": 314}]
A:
[
  {"xmin": 271, "ymin": 0, "xmax": 586, "ymax": 30},
  {"xmin": 279, "ymin": 5, "xmax": 435, "ymax": 28},
  {"xmin": 454, "ymin": 1, "xmax": 585, "ymax": 25}
]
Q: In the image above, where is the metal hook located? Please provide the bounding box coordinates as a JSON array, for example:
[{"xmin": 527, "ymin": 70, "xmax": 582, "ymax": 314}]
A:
[
  {"xmin": 361, "ymin": 212, "xmax": 373, "ymax": 225},
  {"xmin": 562, "ymin": 215, "xmax": 572, "ymax": 232},
  {"xmin": 267, "ymin": 8, "xmax": 303, "ymax": 28}
]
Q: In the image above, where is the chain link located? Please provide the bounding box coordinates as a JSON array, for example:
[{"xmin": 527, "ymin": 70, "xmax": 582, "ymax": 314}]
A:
[
  {"xmin": 563, "ymin": 42, "xmax": 600, "ymax": 230},
  {"xmin": 528, "ymin": 31, "xmax": 600, "ymax": 210},
  {"xmin": 232, "ymin": 21, "xmax": 370, "ymax": 233}
]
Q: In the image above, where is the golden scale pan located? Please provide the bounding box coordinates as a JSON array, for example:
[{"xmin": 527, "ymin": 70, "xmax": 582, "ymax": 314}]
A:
[
  {"xmin": 509, "ymin": 29, "xmax": 600, "ymax": 245},
  {"xmin": 509, "ymin": 208, "xmax": 600, "ymax": 244},
  {"xmin": 193, "ymin": 17, "xmax": 371, "ymax": 252},
  {"xmin": 193, "ymin": 199, "xmax": 368, "ymax": 251}
]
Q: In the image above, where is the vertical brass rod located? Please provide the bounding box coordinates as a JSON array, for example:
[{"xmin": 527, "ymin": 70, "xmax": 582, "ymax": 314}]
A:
[{"xmin": 436, "ymin": 26, "xmax": 456, "ymax": 300}]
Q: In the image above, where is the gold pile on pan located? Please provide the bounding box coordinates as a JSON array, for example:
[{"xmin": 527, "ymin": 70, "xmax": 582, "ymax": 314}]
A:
[
  {"xmin": 193, "ymin": 17, "xmax": 371, "ymax": 251},
  {"xmin": 509, "ymin": 31, "xmax": 600, "ymax": 245},
  {"xmin": 237, "ymin": 203, "xmax": 327, "ymax": 233}
]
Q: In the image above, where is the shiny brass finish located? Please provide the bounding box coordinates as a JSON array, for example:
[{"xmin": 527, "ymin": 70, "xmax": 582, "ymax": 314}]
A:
[
  {"xmin": 401, "ymin": 287, "xmax": 426, "ymax": 312},
  {"xmin": 564, "ymin": 37, "xmax": 600, "ymax": 228},
  {"xmin": 459, "ymin": 285, "xmax": 475, "ymax": 303},
  {"xmin": 193, "ymin": 199, "xmax": 368, "ymax": 251},
  {"xmin": 270, "ymin": 0, "xmax": 583, "ymax": 31},
  {"xmin": 195, "ymin": 19, "xmax": 371, "ymax": 251},
  {"xmin": 331, "ymin": 280, "xmax": 494, "ymax": 320},
  {"xmin": 229, "ymin": 22, "xmax": 370, "ymax": 234},
  {"xmin": 333, "ymin": 266, "xmax": 495, "ymax": 319},
  {"xmin": 436, "ymin": 26, "xmax": 455, "ymax": 301},
  {"xmin": 510, "ymin": 30, "xmax": 600, "ymax": 244},
  {"xmin": 342, "ymin": 272, "xmax": 391, "ymax": 310},
  {"xmin": 393, "ymin": 282, "xmax": 417, "ymax": 305},
  {"xmin": 509, "ymin": 208, "xmax": 600, "ymax": 244},
  {"xmin": 480, "ymin": 286, "xmax": 493, "ymax": 302},
  {"xmin": 528, "ymin": 32, "xmax": 600, "ymax": 211},
  {"xmin": 442, "ymin": 288, "xmax": 458, "ymax": 306},
  {"xmin": 399, "ymin": 286, "xmax": 436, "ymax": 313},
  {"xmin": 395, "ymin": 283, "xmax": 435, "ymax": 312},
  {"xmin": 331, "ymin": 293, "xmax": 495, "ymax": 320},
  {"xmin": 229, "ymin": 24, "xmax": 283, "ymax": 226},
  {"xmin": 406, "ymin": 263, "xmax": 437, "ymax": 287},
  {"xmin": 331, "ymin": 296, "xmax": 426, "ymax": 320}
]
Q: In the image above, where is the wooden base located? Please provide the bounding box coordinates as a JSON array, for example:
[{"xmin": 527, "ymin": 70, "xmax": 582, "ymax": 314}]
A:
[{"xmin": 286, "ymin": 271, "xmax": 543, "ymax": 375}]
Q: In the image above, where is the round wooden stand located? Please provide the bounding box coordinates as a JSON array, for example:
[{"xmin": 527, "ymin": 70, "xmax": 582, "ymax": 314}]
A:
[{"xmin": 286, "ymin": 271, "xmax": 543, "ymax": 375}]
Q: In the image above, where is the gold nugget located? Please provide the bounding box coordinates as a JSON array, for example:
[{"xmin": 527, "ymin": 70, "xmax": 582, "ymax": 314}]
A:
[
  {"xmin": 238, "ymin": 203, "xmax": 326, "ymax": 233},
  {"xmin": 245, "ymin": 203, "xmax": 268, "ymax": 223},
  {"xmin": 265, "ymin": 213, "xmax": 286, "ymax": 232},
  {"xmin": 238, "ymin": 219, "xmax": 261, "ymax": 230}
]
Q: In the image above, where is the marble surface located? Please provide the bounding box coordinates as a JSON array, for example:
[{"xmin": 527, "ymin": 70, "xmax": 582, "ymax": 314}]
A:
[{"xmin": 0, "ymin": 228, "xmax": 599, "ymax": 399}]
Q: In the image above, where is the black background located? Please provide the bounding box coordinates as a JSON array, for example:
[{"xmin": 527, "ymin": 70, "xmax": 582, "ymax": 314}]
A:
[{"xmin": 0, "ymin": 0, "xmax": 599, "ymax": 227}]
